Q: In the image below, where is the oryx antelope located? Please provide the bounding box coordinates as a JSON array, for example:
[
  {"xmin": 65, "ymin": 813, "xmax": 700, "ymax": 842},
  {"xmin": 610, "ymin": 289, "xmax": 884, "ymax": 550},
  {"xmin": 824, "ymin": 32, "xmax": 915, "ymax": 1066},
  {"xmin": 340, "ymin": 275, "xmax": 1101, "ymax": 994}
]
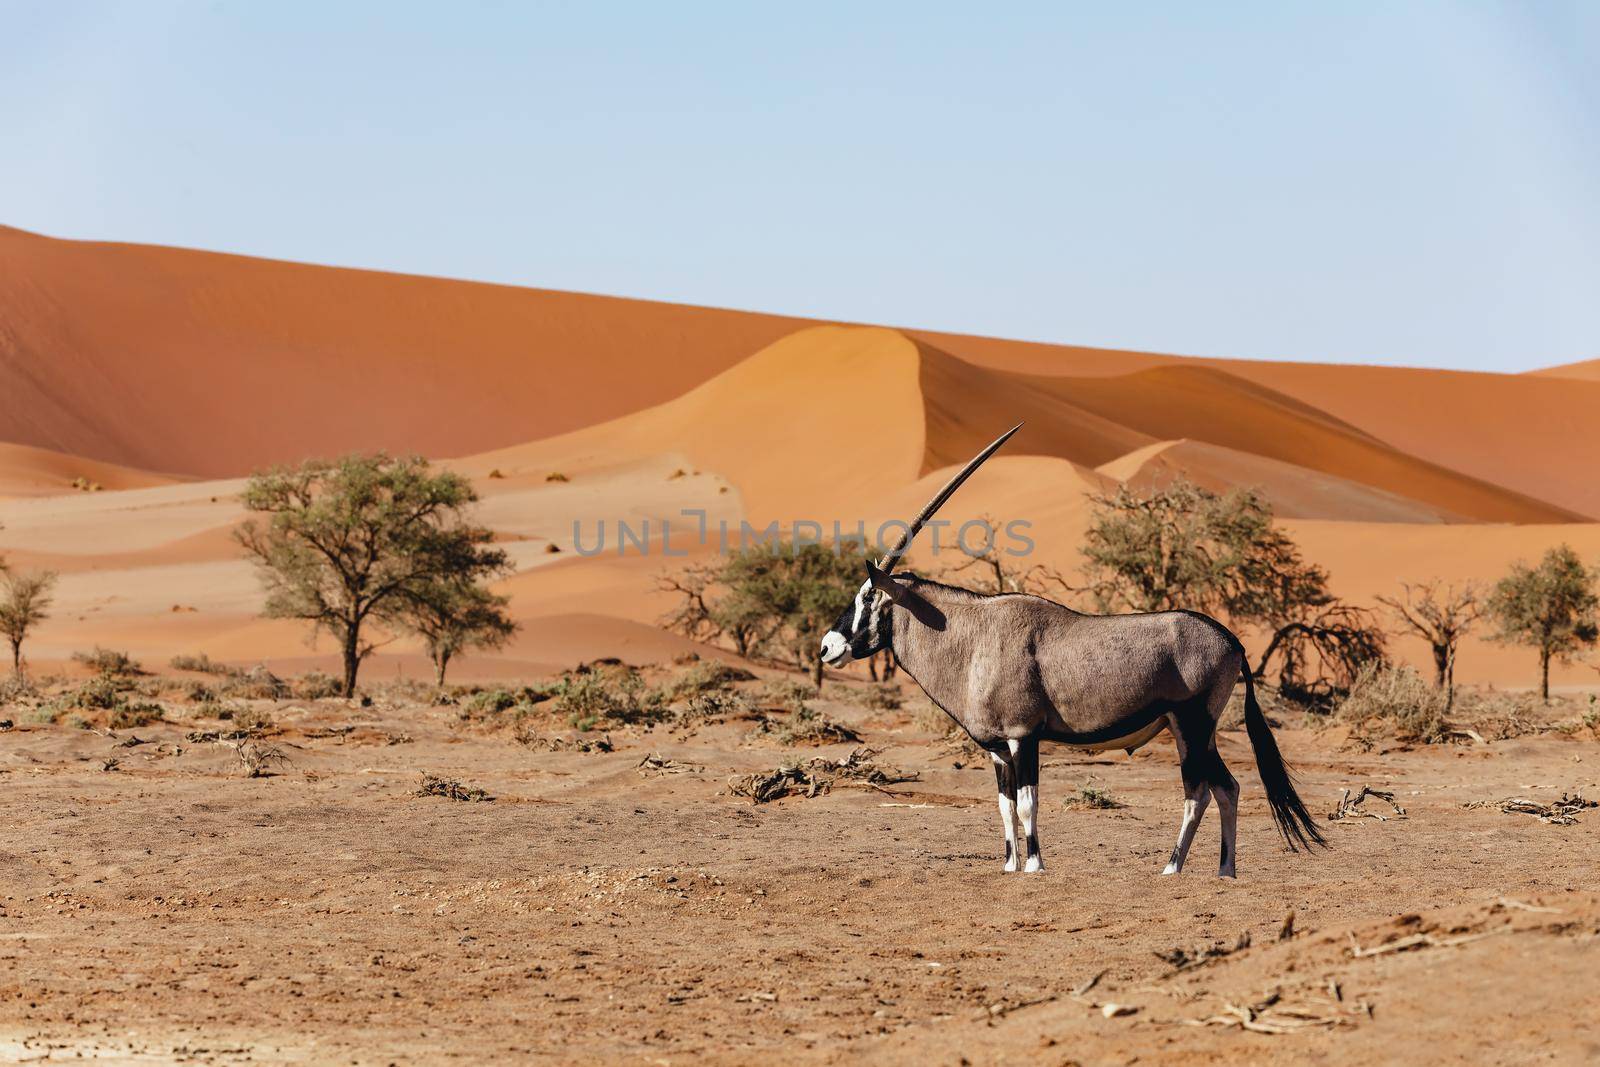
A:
[{"xmin": 819, "ymin": 425, "xmax": 1324, "ymax": 876}]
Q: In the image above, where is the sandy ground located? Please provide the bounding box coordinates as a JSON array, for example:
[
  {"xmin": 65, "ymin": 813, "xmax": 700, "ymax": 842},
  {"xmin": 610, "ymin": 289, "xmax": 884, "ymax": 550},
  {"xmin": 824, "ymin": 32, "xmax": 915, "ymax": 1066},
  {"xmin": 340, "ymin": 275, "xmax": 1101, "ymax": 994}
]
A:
[{"xmin": 2, "ymin": 669, "xmax": 1597, "ymax": 1065}]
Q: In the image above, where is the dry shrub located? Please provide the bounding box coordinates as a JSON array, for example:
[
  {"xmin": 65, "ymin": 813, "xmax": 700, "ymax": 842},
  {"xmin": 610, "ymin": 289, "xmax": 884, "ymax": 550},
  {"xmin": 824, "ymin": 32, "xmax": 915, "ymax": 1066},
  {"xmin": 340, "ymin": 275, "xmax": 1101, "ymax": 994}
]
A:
[
  {"xmin": 551, "ymin": 668, "xmax": 665, "ymax": 730},
  {"xmin": 416, "ymin": 773, "xmax": 492, "ymax": 802},
  {"xmin": 759, "ymin": 679, "xmax": 813, "ymax": 715},
  {"xmin": 664, "ymin": 660, "xmax": 754, "ymax": 699},
  {"xmin": 67, "ymin": 674, "xmax": 126, "ymax": 710},
  {"xmin": 72, "ymin": 647, "xmax": 144, "ymax": 676},
  {"xmin": 169, "ymin": 652, "xmax": 242, "ymax": 677},
  {"xmin": 230, "ymin": 705, "xmax": 274, "ymax": 735},
  {"xmin": 1334, "ymin": 664, "xmax": 1447, "ymax": 743},
  {"xmin": 219, "ymin": 666, "xmax": 290, "ymax": 701},
  {"xmin": 109, "ymin": 702, "xmax": 164, "ymax": 730},
  {"xmin": 293, "ymin": 671, "xmax": 344, "ymax": 700},
  {"xmin": 751, "ymin": 705, "xmax": 861, "ymax": 746},
  {"xmin": 673, "ymin": 689, "xmax": 749, "ymax": 733},
  {"xmin": 235, "ymin": 740, "xmax": 290, "ymax": 778},
  {"xmin": 848, "ymin": 683, "xmax": 903, "ymax": 711},
  {"xmin": 1061, "ymin": 781, "xmax": 1125, "ymax": 810}
]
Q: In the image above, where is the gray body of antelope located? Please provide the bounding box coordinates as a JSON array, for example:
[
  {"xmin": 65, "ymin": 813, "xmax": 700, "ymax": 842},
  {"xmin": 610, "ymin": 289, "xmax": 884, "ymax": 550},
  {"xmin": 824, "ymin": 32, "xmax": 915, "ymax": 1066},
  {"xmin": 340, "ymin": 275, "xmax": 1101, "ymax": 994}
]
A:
[
  {"xmin": 816, "ymin": 423, "xmax": 1324, "ymax": 876},
  {"xmin": 822, "ymin": 573, "xmax": 1323, "ymax": 875}
]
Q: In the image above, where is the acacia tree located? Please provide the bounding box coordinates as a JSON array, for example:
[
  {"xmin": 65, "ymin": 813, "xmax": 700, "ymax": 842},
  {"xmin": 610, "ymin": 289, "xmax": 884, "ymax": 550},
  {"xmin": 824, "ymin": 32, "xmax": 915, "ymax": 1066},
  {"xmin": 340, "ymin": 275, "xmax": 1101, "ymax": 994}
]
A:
[
  {"xmin": 1487, "ymin": 545, "xmax": 1599, "ymax": 702},
  {"xmin": 660, "ymin": 539, "xmax": 867, "ymax": 688},
  {"xmin": 0, "ymin": 565, "xmax": 57, "ymax": 677},
  {"xmin": 403, "ymin": 580, "xmax": 517, "ymax": 686},
  {"xmin": 1081, "ymin": 476, "xmax": 1385, "ymax": 696},
  {"xmin": 1376, "ymin": 580, "xmax": 1482, "ymax": 709},
  {"xmin": 237, "ymin": 454, "xmax": 509, "ymax": 697}
]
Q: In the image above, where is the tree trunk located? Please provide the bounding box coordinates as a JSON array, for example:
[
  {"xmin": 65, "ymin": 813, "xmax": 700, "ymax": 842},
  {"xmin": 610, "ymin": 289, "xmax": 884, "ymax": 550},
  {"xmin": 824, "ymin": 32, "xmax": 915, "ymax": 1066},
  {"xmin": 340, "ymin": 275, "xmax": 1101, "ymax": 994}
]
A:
[
  {"xmin": 341, "ymin": 626, "xmax": 362, "ymax": 699},
  {"xmin": 10, "ymin": 638, "xmax": 20, "ymax": 676},
  {"xmin": 1444, "ymin": 642, "xmax": 1456, "ymax": 713},
  {"xmin": 1431, "ymin": 643, "xmax": 1449, "ymax": 689},
  {"xmin": 1540, "ymin": 647, "xmax": 1551, "ymax": 703},
  {"xmin": 434, "ymin": 651, "xmax": 449, "ymax": 688},
  {"xmin": 812, "ymin": 653, "xmax": 823, "ymax": 691}
]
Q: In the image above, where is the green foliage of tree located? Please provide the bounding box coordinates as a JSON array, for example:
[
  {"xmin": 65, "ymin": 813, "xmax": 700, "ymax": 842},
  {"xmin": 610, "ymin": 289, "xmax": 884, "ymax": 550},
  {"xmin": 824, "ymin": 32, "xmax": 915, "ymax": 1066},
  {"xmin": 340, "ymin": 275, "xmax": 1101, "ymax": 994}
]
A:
[
  {"xmin": 1487, "ymin": 544, "xmax": 1599, "ymax": 702},
  {"xmin": 660, "ymin": 539, "xmax": 868, "ymax": 688},
  {"xmin": 0, "ymin": 564, "xmax": 57, "ymax": 677},
  {"xmin": 403, "ymin": 580, "xmax": 517, "ymax": 687},
  {"xmin": 236, "ymin": 454, "xmax": 509, "ymax": 697},
  {"xmin": 1081, "ymin": 476, "xmax": 1385, "ymax": 697}
]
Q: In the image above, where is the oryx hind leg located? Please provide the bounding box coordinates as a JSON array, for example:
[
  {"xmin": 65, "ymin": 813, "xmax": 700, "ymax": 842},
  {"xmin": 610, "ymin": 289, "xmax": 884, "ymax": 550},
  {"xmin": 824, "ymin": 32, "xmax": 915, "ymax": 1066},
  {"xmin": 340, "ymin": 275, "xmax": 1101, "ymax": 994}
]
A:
[
  {"xmin": 1202, "ymin": 671, "xmax": 1241, "ymax": 878},
  {"xmin": 990, "ymin": 749, "xmax": 1020, "ymax": 873},
  {"xmin": 1161, "ymin": 701, "xmax": 1219, "ymax": 876}
]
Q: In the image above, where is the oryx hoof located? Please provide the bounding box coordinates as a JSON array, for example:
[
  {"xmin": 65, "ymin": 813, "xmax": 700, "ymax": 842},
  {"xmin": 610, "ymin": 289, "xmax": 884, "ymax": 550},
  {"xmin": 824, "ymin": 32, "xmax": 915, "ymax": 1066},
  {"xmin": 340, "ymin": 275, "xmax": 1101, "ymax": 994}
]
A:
[
  {"xmin": 1023, "ymin": 857, "xmax": 1044, "ymax": 873},
  {"xmin": 1160, "ymin": 862, "xmax": 1181, "ymax": 876}
]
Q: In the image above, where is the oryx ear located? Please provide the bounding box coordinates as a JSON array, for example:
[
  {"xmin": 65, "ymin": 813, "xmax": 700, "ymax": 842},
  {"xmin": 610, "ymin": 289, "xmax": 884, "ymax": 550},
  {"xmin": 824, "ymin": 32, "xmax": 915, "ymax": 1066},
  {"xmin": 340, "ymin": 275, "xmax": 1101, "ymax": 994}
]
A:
[{"xmin": 865, "ymin": 560, "xmax": 907, "ymax": 602}]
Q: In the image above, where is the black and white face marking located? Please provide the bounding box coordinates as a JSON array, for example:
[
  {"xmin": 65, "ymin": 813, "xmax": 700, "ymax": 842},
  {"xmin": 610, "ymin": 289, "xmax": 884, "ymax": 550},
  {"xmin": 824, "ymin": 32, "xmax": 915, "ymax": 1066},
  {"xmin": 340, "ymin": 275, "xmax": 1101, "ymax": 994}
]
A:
[{"xmin": 819, "ymin": 575, "xmax": 892, "ymax": 668}]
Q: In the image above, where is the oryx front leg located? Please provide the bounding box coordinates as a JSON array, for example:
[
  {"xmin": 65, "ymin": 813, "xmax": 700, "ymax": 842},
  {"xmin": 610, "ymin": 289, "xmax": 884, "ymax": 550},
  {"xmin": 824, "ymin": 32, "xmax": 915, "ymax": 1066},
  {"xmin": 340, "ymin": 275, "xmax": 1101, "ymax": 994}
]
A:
[
  {"xmin": 1011, "ymin": 738, "xmax": 1044, "ymax": 872},
  {"xmin": 1162, "ymin": 778, "xmax": 1211, "ymax": 876},
  {"xmin": 990, "ymin": 750, "xmax": 1019, "ymax": 872}
]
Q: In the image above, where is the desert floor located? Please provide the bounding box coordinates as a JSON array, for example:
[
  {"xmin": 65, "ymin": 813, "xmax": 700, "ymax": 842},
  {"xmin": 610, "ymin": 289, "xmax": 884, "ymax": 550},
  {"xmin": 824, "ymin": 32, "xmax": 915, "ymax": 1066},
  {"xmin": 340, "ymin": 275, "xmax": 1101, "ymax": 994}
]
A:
[{"xmin": 2, "ymin": 663, "xmax": 1597, "ymax": 1066}]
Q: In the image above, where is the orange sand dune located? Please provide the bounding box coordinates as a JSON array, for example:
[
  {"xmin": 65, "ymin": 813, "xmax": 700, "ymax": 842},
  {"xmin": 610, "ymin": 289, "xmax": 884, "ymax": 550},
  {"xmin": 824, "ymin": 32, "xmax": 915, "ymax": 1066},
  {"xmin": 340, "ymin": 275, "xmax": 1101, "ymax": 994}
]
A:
[
  {"xmin": 463, "ymin": 326, "xmax": 926, "ymax": 523},
  {"xmin": 925, "ymin": 330, "xmax": 1600, "ymax": 519},
  {"xmin": 1525, "ymin": 357, "xmax": 1600, "ymax": 381},
  {"xmin": 0, "ymin": 442, "xmax": 179, "ymax": 498},
  {"xmin": 918, "ymin": 346, "xmax": 1581, "ymax": 524},
  {"xmin": 0, "ymin": 225, "xmax": 806, "ymax": 478},
  {"xmin": 6, "ymin": 224, "xmax": 1597, "ymax": 522},
  {"xmin": 1098, "ymin": 440, "xmax": 1464, "ymax": 523}
]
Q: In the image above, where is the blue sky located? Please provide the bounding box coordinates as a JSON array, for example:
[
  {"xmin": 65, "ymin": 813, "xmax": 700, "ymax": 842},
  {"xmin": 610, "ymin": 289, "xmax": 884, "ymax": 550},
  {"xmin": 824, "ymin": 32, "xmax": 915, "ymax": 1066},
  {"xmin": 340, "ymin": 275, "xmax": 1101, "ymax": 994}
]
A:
[{"xmin": 3, "ymin": 1, "xmax": 1596, "ymax": 371}]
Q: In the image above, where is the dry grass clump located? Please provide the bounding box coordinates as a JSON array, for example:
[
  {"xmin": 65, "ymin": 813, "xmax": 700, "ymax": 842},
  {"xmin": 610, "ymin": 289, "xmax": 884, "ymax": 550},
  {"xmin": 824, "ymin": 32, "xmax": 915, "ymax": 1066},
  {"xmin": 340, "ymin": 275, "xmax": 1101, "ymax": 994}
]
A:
[
  {"xmin": 415, "ymin": 773, "xmax": 493, "ymax": 802},
  {"xmin": 673, "ymin": 689, "xmax": 750, "ymax": 734},
  {"xmin": 663, "ymin": 660, "xmax": 755, "ymax": 699},
  {"xmin": 108, "ymin": 702, "xmax": 164, "ymax": 730},
  {"xmin": 846, "ymin": 683, "xmax": 903, "ymax": 711},
  {"xmin": 1334, "ymin": 664, "xmax": 1448, "ymax": 743},
  {"xmin": 551, "ymin": 667, "xmax": 666, "ymax": 731},
  {"xmin": 1061, "ymin": 781, "xmax": 1126, "ymax": 810},
  {"xmin": 217, "ymin": 666, "xmax": 290, "ymax": 701},
  {"xmin": 72, "ymin": 647, "xmax": 144, "ymax": 676},
  {"xmin": 746, "ymin": 703, "xmax": 861, "ymax": 746},
  {"xmin": 758, "ymin": 679, "xmax": 814, "ymax": 715},
  {"xmin": 169, "ymin": 652, "xmax": 242, "ymax": 677}
]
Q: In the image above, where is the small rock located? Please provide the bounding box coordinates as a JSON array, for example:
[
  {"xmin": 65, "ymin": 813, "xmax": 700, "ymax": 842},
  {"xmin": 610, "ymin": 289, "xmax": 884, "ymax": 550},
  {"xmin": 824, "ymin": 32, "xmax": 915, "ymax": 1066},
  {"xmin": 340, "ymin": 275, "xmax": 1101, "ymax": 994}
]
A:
[{"xmin": 1101, "ymin": 1003, "xmax": 1137, "ymax": 1018}]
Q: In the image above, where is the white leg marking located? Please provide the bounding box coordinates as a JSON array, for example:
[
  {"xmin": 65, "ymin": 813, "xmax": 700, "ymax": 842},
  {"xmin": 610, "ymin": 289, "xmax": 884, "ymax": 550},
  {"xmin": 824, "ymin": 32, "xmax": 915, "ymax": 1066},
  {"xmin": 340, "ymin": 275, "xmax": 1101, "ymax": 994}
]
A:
[
  {"xmin": 991, "ymin": 751, "xmax": 1018, "ymax": 872},
  {"xmin": 1018, "ymin": 784, "xmax": 1043, "ymax": 872},
  {"xmin": 1161, "ymin": 786, "xmax": 1211, "ymax": 876}
]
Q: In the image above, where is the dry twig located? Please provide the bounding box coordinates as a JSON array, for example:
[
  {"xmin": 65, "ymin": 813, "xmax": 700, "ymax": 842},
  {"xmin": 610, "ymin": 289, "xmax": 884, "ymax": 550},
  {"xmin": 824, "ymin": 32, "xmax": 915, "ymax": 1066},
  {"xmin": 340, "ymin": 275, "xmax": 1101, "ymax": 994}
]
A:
[{"xmin": 1329, "ymin": 786, "xmax": 1408, "ymax": 822}]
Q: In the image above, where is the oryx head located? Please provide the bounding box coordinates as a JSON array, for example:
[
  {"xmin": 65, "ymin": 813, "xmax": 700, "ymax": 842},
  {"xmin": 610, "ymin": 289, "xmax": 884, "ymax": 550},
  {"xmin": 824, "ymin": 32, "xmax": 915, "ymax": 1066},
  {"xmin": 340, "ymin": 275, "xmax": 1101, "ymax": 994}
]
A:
[{"xmin": 819, "ymin": 423, "xmax": 1021, "ymax": 668}]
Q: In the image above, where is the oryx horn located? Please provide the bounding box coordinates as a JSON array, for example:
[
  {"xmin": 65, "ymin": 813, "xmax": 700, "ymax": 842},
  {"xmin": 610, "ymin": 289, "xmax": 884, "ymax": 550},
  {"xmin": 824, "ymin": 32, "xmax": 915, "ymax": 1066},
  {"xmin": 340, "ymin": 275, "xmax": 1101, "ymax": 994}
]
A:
[{"xmin": 879, "ymin": 422, "xmax": 1022, "ymax": 573}]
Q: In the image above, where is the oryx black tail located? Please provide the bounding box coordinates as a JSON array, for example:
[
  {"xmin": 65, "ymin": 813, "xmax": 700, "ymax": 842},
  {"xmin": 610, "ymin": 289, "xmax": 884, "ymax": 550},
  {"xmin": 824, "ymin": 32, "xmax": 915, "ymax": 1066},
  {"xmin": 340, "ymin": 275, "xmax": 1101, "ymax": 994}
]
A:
[{"xmin": 1240, "ymin": 668, "xmax": 1326, "ymax": 851}]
